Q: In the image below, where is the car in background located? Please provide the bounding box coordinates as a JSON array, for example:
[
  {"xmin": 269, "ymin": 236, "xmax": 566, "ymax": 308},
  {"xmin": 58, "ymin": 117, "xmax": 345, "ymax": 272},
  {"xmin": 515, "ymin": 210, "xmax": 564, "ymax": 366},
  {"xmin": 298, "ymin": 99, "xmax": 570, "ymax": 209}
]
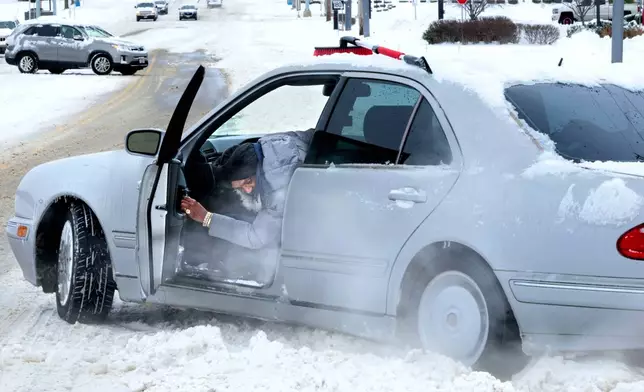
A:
[
  {"xmin": 154, "ymin": 0, "xmax": 169, "ymax": 14},
  {"xmin": 179, "ymin": 3, "xmax": 198, "ymax": 20},
  {"xmin": 0, "ymin": 18, "xmax": 19, "ymax": 54},
  {"xmin": 552, "ymin": 2, "xmax": 639, "ymax": 24},
  {"xmin": 135, "ymin": 1, "xmax": 158, "ymax": 21},
  {"xmin": 207, "ymin": 0, "xmax": 222, "ymax": 8},
  {"xmin": 4, "ymin": 20, "xmax": 149, "ymax": 75}
]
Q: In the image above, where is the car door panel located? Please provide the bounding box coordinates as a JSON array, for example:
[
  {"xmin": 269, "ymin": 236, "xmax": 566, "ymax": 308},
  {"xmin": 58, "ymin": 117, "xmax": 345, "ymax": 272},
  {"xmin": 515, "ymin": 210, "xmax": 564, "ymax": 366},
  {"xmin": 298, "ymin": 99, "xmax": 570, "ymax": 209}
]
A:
[
  {"xmin": 136, "ymin": 66, "xmax": 205, "ymax": 298},
  {"xmin": 280, "ymin": 73, "xmax": 462, "ymax": 315},
  {"xmin": 281, "ymin": 165, "xmax": 458, "ymax": 313}
]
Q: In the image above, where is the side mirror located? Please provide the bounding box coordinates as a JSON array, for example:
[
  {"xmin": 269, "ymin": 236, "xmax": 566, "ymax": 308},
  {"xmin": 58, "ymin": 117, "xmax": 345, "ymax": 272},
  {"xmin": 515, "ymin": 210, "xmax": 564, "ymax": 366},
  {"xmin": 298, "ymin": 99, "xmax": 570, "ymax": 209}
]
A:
[
  {"xmin": 72, "ymin": 34, "xmax": 83, "ymax": 41},
  {"xmin": 125, "ymin": 129, "xmax": 164, "ymax": 157}
]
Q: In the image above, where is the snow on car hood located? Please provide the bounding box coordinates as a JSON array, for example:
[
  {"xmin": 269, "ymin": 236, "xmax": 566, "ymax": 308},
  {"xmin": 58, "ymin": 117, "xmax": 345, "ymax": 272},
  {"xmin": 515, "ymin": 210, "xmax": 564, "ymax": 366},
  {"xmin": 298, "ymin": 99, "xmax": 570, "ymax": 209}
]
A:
[{"xmin": 0, "ymin": 28, "xmax": 12, "ymax": 37}]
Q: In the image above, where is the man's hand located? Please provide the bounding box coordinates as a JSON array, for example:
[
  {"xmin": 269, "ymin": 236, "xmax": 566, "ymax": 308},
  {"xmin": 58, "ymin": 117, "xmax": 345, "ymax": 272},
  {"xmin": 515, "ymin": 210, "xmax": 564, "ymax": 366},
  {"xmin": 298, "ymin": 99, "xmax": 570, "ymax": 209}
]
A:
[{"xmin": 180, "ymin": 196, "xmax": 208, "ymax": 223}]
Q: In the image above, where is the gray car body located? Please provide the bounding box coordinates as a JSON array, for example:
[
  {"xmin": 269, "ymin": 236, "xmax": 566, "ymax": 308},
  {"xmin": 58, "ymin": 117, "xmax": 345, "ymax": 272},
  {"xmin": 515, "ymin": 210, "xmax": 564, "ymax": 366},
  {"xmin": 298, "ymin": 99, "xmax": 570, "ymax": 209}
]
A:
[
  {"xmin": 4, "ymin": 20, "xmax": 148, "ymax": 72},
  {"xmin": 7, "ymin": 59, "xmax": 644, "ymax": 360}
]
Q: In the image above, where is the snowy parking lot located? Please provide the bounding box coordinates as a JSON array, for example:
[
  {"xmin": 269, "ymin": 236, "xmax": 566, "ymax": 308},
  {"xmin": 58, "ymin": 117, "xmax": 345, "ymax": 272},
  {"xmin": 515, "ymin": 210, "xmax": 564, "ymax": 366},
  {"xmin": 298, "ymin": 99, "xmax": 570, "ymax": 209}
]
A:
[{"xmin": 3, "ymin": 0, "xmax": 644, "ymax": 390}]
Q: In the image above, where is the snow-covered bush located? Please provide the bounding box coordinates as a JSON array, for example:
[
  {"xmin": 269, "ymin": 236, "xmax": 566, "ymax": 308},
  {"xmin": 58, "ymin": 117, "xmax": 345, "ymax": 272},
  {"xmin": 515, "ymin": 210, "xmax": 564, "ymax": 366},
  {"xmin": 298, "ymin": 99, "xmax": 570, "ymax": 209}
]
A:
[
  {"xmin": 423, "ymin": 18, "xmax": 560, "ymax": 45},
  {"xmin": 520, "ymin": 24, "xmax": 561, "ymax": 44},
  {"xmin": 567, "ymin": 20, "xmax": 644, "ymax": 39},
  {"xmin": 422, "ymin": 16, "xmax": 519, "ymax": 44}
]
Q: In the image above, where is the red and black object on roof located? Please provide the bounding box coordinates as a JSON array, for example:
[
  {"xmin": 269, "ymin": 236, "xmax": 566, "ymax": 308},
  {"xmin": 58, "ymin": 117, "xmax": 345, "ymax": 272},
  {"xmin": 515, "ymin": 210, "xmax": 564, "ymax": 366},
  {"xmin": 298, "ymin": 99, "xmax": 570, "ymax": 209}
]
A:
[{"xmin": 313, "ymin": 36, "xmax": 432, "ymax": 75}]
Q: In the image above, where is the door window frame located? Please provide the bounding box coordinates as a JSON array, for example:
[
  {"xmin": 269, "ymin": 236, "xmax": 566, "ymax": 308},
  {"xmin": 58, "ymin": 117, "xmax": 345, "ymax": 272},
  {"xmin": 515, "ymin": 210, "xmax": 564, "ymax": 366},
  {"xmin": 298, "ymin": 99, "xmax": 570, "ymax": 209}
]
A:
[
  {"xmin": 176, "ymin": 70, "xmax": 347, "ymax": 165},
  {"xmin": 307, "ymin": 71, "xmax": 463, "ymax": 170}
]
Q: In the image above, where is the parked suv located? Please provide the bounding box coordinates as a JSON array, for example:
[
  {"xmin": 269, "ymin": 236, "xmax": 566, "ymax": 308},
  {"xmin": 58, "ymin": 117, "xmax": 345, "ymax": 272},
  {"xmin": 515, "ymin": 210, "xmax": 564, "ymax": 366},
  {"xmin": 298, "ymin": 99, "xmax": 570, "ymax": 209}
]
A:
[{"xmin": 4, "ymin": 21, "xmax": 149, "ymax": 75}]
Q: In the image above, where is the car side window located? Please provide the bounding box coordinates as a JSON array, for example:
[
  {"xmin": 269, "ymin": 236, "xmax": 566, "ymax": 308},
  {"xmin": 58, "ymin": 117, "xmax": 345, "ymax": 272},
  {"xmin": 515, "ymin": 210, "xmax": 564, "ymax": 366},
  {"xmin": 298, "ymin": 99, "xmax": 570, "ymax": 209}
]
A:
[
  {"xmin": 312, "ymin": 78, "xmax": 420, "ymax": 165},
  {"xmin": 399, "ymin": 98, "xmax": 453, "ymax": 166},
  {"xmin": 33, "ymin": 25, "xmax": 59, "ymax": 37},
  {"xmin": 61, "ymin": 25, "xmax": 82, "ymax": 39},
  {"xmin": 22, "ymin": 26, "xmax": 37, "ymax": 35}
]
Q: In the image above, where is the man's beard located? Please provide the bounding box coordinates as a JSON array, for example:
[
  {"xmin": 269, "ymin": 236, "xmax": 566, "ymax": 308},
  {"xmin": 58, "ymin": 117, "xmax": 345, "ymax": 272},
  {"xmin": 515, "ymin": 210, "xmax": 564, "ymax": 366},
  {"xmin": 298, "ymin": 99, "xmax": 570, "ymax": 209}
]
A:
[{"xmin": 234, "ymin": 188, "xmax": 262, "ymax": 213}]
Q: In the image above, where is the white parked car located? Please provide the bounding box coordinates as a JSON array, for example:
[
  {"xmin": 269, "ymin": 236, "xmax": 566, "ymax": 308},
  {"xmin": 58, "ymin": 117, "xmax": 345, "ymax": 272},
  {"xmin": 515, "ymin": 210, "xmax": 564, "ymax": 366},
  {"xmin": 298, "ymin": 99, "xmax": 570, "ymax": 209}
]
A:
[
  {"xmin": 179, "ymin": 4, "xmax": 199, "ymax": 20},
  {"xmin": 552, "ymin": 2, "xmax": 639, "ymax": 24},
  {"xmin": 0, "ymin": 18, "xmax": 19, "ymax": 54},
  {"xmin": 135, "ymin": 1, "xmax": 159, "ymax": 22},
  {"xmin": 207, "ymin": 0, "xmax": 222, "ymax": 8}
]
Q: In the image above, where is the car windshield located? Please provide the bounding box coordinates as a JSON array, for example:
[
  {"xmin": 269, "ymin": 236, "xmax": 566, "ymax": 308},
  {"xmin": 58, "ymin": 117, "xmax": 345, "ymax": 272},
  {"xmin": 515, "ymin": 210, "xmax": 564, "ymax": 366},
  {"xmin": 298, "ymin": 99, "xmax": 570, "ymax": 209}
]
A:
[
  {"xmin": 0, "ymin": 21, "xmax": 16, "ymax": 29},
  {"xmin": 181, "ymin": 5, "xmax": 196, "ymax": 9},
  {"xmin": 81, "ymin": 26, "xmax": 113, "ymax": 38},
  {"xmin": 138, "ymin": 2, "xmax": 154, "ymax": 7},
  {"xmin": 505, "ymin": 83, "xmax": 644, "ymax": 163}
]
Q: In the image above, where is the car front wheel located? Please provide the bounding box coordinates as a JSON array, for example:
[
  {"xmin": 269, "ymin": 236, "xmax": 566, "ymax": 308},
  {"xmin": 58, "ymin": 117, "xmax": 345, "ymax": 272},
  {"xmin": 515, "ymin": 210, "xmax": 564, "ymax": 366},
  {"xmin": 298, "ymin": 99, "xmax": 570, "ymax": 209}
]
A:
[
  {"xmin": 56, "ymin": 202, "xmax": 116, "ymax": 324},
  {"xmin": 402, "ymin": 253, "xmax": 528, "ymax": 380},
  {"xmin": 91, "ymin": 53, "xmax": 113, "ymax": 75}
]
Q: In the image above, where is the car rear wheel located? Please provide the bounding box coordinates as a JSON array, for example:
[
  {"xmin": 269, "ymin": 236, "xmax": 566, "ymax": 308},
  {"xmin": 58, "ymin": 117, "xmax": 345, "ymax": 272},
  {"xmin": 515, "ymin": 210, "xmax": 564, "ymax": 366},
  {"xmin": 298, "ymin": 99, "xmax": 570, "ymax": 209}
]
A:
[
  {"xmin": 56, "ymin": 202, "xmax": 116, "ymax": 324},
  {"xmin": 402, "ymin": 254, "xmax": 528, "ymax": 380},
  {"xmin": 17, "ymin": 52, "xmax": 38, "ymax": 74},
  {"xmin": 91, "ymin": 53, "xmax": 113, "ymax": 75}
]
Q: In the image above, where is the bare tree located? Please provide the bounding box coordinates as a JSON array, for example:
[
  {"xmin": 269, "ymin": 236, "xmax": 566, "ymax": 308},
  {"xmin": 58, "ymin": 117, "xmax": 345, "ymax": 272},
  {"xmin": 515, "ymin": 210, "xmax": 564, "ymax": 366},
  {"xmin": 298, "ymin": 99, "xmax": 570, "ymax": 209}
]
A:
[
  {"xmin": 463, "ymin": 0, "xmax": 489, "ymax": 21},
  {"xmin": 564, "ymin": 0, "xmax": 594, "ymax": 25}
]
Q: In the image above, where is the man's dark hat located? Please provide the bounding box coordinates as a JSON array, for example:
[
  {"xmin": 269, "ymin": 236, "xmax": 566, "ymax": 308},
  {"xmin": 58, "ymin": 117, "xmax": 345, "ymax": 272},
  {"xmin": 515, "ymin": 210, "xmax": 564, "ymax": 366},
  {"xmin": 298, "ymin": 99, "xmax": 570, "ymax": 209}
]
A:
[{"xmin": 213, "ymin": 142, "xmax": 259, "ymax": 182}]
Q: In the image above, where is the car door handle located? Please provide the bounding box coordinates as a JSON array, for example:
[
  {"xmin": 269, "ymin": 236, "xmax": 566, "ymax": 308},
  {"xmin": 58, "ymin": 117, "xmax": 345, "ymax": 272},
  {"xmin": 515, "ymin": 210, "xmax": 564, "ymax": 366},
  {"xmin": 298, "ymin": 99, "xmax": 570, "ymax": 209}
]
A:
[
  {"xmin": 155, "ymin": 204, "xmax": 167, "ymax": 211},
  {"xmin": 388, "ymin": 188, "xmax": 427, "ymax": 203}
]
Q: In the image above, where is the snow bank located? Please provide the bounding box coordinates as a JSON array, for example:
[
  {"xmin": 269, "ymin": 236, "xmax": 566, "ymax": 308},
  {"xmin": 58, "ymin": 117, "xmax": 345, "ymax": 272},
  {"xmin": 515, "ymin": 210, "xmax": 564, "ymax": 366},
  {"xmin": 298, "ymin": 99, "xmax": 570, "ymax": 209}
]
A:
[{"xmin": 0, "ymin": 70, "xmax": 129, "ymax": 148}]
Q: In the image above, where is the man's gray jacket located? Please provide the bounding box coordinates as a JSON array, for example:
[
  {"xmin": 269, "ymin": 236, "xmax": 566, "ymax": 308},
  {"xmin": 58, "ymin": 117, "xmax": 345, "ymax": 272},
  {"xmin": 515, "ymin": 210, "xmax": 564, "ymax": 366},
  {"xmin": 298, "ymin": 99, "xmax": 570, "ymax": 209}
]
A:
[{"xmin": 207, "ymin": 129, "xmax": 315, "ymax": 249}]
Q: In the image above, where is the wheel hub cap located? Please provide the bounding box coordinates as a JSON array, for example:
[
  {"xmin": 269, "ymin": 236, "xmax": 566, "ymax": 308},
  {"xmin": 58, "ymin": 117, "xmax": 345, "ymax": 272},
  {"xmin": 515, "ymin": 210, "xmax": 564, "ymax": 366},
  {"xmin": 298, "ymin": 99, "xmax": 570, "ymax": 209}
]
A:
[
  {"xmin": 20, "ymin": 56, "xmax": 33, "ymax": 72},
  {"xmin": 57, "ymin": 221, "xmax": 74, "ymax": 306},
  {"xmin": 95, "ymin": 57, "xmax": 110, "ymax": 73},
  {"xmin": 417, "ymin": 271, "xmax": 489, "ymax": 366}
]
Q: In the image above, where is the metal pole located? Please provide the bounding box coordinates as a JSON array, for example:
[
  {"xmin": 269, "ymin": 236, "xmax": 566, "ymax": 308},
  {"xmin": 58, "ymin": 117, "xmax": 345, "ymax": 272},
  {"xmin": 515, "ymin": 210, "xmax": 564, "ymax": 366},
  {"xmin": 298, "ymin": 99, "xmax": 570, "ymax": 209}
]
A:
[
  {"xmin": 438, "ymin": 0, "xmax": 444, "ymax": 19},
  {"xmin": 35, "ymin": 0, "xmax": 42, "ymax": 18},
  {"xmin": 413, "ymin": 0, "xmax": 417, "ymax": 20},
  {"xmin": 345, "ymin": 0, "xmax": 351, "ymax": 30},
  {"xmin": 333, "ymin": 9, "xmax": 339, "ymax": 29},
  {"xmin": 362, "ymin": 0, "xmax": 370, "ymax": 36},
  {"xmin": 52, "ymin": 0, "xmax": 57, "ymax": 15},
  {"xmin": 612, "ymin": 0, "xmax": 624, "ymax": 63},
  {"xmin": 304, "ymin": 0, "xmax": 312, "ymax": 17}
]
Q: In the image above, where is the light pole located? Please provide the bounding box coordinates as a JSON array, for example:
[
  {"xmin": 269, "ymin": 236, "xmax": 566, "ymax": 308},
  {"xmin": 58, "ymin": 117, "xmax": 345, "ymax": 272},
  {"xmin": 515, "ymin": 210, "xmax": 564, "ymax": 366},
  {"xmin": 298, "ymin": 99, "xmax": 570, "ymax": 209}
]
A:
[{"xmin": 612, "ymin": 0, "xmax": 624, "ymax": 63}]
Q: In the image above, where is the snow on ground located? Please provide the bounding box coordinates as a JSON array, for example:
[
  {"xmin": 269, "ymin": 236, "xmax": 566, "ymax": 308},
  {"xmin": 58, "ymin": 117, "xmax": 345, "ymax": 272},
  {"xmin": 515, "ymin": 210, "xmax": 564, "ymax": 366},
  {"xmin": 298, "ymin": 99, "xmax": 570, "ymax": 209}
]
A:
[
  {"xmin": 0, "ymin": 68, "xmax": 129, "ymax": 148},
  {"xmin": 3, "ymin": 0, "xmax": 644, "ymax": 391}
]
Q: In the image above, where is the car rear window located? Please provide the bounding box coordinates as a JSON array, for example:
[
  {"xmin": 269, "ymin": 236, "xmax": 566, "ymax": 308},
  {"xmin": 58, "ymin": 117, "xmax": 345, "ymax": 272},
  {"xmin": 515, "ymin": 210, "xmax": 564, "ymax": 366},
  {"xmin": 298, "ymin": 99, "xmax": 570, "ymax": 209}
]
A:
[{"xmin": 505, "ymin": 83, "xmax": 644, "ymax": 162}]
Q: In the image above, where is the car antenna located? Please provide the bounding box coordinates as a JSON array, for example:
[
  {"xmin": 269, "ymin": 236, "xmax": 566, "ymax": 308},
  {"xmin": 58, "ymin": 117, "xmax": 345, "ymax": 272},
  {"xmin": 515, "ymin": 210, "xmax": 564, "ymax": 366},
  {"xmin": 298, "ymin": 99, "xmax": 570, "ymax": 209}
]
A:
[{"xmin": 558, "ymin": 57, "xmax": 563, "ymax": 67}]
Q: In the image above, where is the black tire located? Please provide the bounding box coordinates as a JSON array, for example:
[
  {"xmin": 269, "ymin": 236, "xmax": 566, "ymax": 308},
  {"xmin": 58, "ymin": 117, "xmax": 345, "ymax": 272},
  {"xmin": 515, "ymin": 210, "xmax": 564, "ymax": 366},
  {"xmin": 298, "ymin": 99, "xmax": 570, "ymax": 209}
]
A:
[
  {"xmin": 90, "ymin": 53, "xmax": 113, "ymax": 75},
  {"xmin": 400, "ymin": 254, "xmax": 528, "ymax": 380},
  {"xmin": 154, "ymin": 16, "xmax": 158, "ymax": 21},
  {"xmin": 136, "ymin": 16, "xmax": 141, "ymax": 21},
  {"xmin": 119, "ymin": 68, "xmax": 138, "ymax": 76},
  {"xmin": 48, "ymin": 67, "xmax": 66, "ymax": 74},
  {"xmin": 55, "ymin": 202, "xmax": 116, "ymax": 324},
  {"xmin": 17, "ymin": 52, "xmax": 38, "ymax": 74}
]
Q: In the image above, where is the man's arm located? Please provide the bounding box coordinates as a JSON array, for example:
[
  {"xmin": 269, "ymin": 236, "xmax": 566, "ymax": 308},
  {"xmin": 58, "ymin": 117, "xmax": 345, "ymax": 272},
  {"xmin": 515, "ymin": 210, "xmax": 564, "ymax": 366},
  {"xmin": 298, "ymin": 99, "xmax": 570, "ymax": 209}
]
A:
[{"xmin": 207, "ymin": 207, "xmax": 281, "ymax": 249}]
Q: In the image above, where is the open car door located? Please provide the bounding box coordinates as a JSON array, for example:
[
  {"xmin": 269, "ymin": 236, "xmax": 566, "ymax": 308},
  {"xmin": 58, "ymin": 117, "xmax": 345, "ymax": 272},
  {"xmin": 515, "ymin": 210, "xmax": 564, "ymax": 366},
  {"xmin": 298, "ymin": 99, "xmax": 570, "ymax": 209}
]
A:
[{"xmin": 136, "ymin": 66, "xmax": 205, "ymax": 298}]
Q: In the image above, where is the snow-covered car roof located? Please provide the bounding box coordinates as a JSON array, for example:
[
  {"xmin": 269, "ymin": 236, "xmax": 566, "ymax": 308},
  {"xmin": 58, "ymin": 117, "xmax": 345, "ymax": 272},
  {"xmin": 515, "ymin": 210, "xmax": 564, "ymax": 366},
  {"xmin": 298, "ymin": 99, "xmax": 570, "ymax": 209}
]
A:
[{"xmin": 295, "ymin": 48, "xmax": 644, "ymax": 111}]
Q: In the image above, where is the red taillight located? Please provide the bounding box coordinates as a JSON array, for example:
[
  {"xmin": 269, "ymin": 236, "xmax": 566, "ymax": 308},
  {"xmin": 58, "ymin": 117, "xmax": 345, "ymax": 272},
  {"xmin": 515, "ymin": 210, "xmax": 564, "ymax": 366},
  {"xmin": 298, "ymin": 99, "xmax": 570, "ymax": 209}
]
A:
[
  {"xmin": 313, "ymin": 46, "xmax": 373, "ymax": 56},
  {"xmin": 617, "ymin": 223, "xmax": 644, "ymax": 260}
]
